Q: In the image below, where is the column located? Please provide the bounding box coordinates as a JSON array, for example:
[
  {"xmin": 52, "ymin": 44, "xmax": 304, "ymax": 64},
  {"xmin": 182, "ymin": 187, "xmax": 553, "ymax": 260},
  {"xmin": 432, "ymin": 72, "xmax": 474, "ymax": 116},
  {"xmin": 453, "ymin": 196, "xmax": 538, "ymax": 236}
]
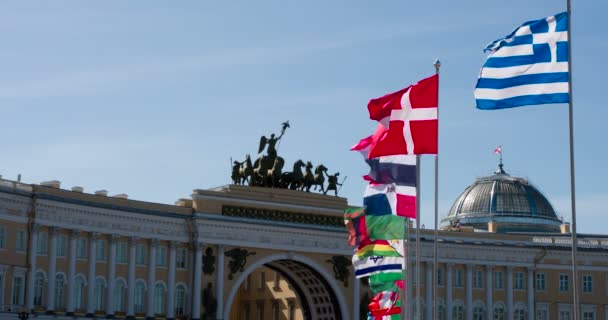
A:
[
  {"xmin": 192, "ymin": 243, "xmax": 203, "ymax": 320},
  {"xmin": 486, "ymin": 266, "xmax": 493, "ymax": 320},
  {"xmin": 66, "ymin": 230, "xmax": 79, "ymax": 315},
  {"xmin": 425, "ymin": 263, "xmax": 433, "ymax": 320},
  {"xmin": 46, "ymin": 227, "xmax": 58, "ymax": 314},
  {"xmin": 127, "ymin": 237, "xmax": 137, "ymax": 319},
  {"xmin": 167, "ymin": 241, "xmax": 177, "ymax": 320},
  {"xmin": 352, "ymin": 275, "xmax": 360, "ymax": 320},
  {"xmin": 86, "ymin": 232, "xmax": 98, "ymax": 317},
  {"xmin": 106, "ymin": 234, "xmax": 118, "ymax": 317},
  {"xmin": 216, "ymin": 244, "xmax": 225, "ymax": 320},
  {"xmin": 146, "ymin": 240, "xmax": 157, "ymax": 320},
  {"xmin": 446, "ymin": 263, "xmax": 453, "ymax": 320},
  {"xmin": 26, "ymin": 223, "xmax": 38, "ymax": 312},
  {"xmin": 527, "ymin": 268, "xmax": 534, "ymax": 320},
  {"xmin": 506, "ymin": 267, "xmax": 513, "ymax": 320},
  {"xmin": 466, "ymin": 264, "xmax": 473, "ymax": 320}
]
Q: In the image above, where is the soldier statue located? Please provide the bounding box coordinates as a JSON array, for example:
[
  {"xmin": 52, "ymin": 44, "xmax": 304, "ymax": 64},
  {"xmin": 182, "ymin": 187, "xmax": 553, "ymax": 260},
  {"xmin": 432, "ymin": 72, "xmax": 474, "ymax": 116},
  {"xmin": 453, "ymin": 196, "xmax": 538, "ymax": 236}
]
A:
[{"xmin": 324, "ymin": 172, "xmax": 343, "ymax": 196}]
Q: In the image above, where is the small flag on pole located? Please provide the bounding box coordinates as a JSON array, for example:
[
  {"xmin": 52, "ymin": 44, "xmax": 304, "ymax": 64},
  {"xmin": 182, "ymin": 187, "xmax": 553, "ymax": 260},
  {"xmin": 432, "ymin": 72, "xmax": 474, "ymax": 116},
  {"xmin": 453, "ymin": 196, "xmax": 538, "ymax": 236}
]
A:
[
  {"xmin": 474, "ymin": 12, "xmax": 569, "ymax": 110},
  {"xmin": 494, "ymin": 146, "xmax": 502, "ymax": 154}
]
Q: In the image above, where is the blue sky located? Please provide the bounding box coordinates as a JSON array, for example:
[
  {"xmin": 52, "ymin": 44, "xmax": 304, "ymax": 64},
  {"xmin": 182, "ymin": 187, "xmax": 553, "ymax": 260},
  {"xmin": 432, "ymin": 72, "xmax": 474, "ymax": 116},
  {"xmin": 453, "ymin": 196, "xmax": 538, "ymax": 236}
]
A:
[{"xmin": 1, "ymin": 1, "xmax": 606, "ymax": 233}]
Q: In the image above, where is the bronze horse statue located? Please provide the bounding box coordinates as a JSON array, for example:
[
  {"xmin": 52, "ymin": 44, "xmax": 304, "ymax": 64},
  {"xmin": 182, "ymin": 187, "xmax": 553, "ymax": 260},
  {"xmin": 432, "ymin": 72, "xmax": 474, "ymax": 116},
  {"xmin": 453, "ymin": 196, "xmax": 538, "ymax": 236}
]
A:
[
  {"xmin": 266, "ymin": 157, "xmax": 285, "ymax": 188},
  {"xmin": 312, "ymin": 164, "xmax": 328, "ymax": 193},
  {"xmin": 302, "ymin": 161, "xmax": 315, "ymax": 192},
  {"xmin": 238, "ymin": 154, "xmax": 254, "ymax": 185},
  {"xmin": 253, "ymin": 155, "xmax": 284, "ymax": 187},
  {"xmin": 281, "ymin": 159, "xmax": 305, "ymax": 190}
]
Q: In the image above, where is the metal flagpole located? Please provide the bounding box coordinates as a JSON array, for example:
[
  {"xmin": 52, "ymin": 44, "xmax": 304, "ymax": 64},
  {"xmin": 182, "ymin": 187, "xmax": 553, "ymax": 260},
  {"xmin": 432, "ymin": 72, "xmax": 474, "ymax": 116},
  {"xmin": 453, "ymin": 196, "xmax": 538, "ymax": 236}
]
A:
[
  {"xmin": 402, "ymin": 218, "xmax": 409, "ymax": 319},
  {"xmin": 566, "ymin": 1, "xmax": 579, "ymax": 319},
  {"xmin": 433, "ymin": 59, "xmax": 441, "ymax": 320},
  {"xmin": 415, "ymin": 155, "xmax": 421, "ymax": 320}
]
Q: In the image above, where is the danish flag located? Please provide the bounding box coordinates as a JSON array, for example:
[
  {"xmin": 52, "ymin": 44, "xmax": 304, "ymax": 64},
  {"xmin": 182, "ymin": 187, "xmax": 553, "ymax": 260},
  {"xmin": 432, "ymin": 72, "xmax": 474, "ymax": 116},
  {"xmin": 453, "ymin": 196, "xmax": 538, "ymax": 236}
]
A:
[
  {"xmin": 494, "ymin": 146, "xmax": 502, "ymax": 154},
  {"xmin": 366, "ymin": 74, "xmax": 438, "ymax": 157}
]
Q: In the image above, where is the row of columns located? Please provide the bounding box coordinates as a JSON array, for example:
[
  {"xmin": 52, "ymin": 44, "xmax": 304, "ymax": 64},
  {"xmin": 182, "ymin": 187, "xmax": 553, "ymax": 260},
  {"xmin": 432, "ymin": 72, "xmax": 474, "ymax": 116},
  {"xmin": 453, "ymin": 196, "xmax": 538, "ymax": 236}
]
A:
[
  {"xmin": 405, "ymin": 262, "xmax": 535, "ymax": 320},
  {"xmin": 26, "ymin": 224, "xmax": 226, "ymax": 320}
]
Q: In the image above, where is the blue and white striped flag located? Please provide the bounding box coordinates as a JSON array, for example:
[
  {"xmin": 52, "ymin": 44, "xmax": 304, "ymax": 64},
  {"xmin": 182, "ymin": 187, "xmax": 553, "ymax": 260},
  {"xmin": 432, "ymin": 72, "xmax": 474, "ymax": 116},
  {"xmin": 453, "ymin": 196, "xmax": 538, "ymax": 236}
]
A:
[{"xmin": 475, "ymin": 12, "xmax": 569, "ymax": 110}]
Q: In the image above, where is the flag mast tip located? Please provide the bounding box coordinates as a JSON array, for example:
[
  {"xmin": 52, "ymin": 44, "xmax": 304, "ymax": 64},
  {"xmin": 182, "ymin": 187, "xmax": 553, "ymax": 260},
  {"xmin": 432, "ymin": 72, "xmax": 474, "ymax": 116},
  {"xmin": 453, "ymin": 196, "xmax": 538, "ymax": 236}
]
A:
[{"xmin": 434, "ymin": 59, "xmax": 441, "ymax": 73}]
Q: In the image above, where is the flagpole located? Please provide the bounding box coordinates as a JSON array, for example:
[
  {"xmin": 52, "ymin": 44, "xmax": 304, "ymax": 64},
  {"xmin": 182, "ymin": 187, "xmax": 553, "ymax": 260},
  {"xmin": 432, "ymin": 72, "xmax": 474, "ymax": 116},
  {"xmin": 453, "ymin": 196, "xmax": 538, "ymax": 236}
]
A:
[
  {"xmin": 401, "ymin": 218, "xmax": 409, "ymax": 320},
  {"xmin": 415, "ymin": 155, "xmax": 421, "ymax": 320},
  {"xmin": 566, "ymin": 1, "xmax": 579, "ymax": 319},
  {"xmin": 433, "ymin": 59, "xmax": 441, "ymax": 320}
]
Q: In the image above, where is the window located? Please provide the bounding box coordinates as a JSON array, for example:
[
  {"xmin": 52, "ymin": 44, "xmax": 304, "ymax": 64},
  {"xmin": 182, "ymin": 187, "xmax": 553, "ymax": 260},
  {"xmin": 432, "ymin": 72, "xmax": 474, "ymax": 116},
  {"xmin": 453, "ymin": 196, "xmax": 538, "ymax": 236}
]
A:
[
  {"xmin": 258, "ymin": 272, "xmax": 266, "ymax": 290},
  {"xmin": 154, "ymin": 283, "xmax": 165, "ymax": 314},
  {"xmin": 136, "ymin": 244, "xmax": 146, "ymax": 265},
  {"xmin": 514, "ymin": 306, "xmax": 526, "ymax": 320},
  {"xmin": 536, "ymin": 308, "xmax": 548, "ymax": 320},
  {"xmin": 114, "ymin": 280, "xmax": 125, "ymax": 312},
  {"xmin": 453, "ymin": 305, "xmax": 464, "ymax": 320},
  {"xmin": 242, "ymin": 303, "xmax": 251, "ymax": 320},
  {"xmin": 94, "ymin": 278, "xmax": 104, "ymax": 311},
  {"xmin": 536, "ymin": 272, "xmax": 546, "ymax": 291},
  {"xmin": 473, "ymin": 304, "xmax": 484, "ymax": 320},
  {"xmin": 494, "ymin": 271, "xmax": 504, "ymax": 289},
  {"xmin": 176, "ymin": 248, "xmax": 187, "ymax": 269},
  {"xmin": 559, "ymin": 274, "xmax": 569, "ymax": 292},
  {"xmin": 76, "ymin": 238, "xmax": 87, "ymax": 259},
  {"xmin": 515, "ymin": 272, "xmax": 525, "ymax": 290},
  {"xmin": 16, "ymin": 230, "xmax": 26, "ymax": 252},
  {"xmin": 57, "ymin": 235, "xmax": 67, "ymax": 257},
  {"xmin": 583, "ymin": 275, "xmax": 593, "ymax": 293},
  {"xmin": 175, "ymin": 284, "xmax": 186, "ymax": 315},
  {"xmin": 474, "ymin": 270, "xmax": 483, "ymax": 288},
  {"xmin": 116, "ymin": 242, "xmax": 127, "ymax": 263},
  {"xmin": 0, "ymin": 226, "xmax": 5, "ymax": 249},
  {"xmin": 74, "ymin": 276, "xmax": 85, "ymax": 310},
  {"xmin": 96, "ymin": 240, "xmax": 106, "ymax": 261},
  {"xmin": 455, "ymin": 270, "xmax": 463, "ymax": 288},
  {"xmin": 55, "ymin": 274, "xmax": 65, "ymax": 309},
  {"xmin": 257, "ymin": 301, "xmax": 265, "ymax": 319},
  {"xmin": 37, "ymin": 231, "xmax": 48, "ymax": 254},
  {"xmin": 135, "ymin": 282, "xmax": 145, "ymax": 313},
  {"xmin": 33, "ymin": 272, "xmax": 45, "ymax": 306},
  {"xmin": 583, "ymin": 311, "xmax": 595, "ymax": 320},
  {"xmin": 437, "ymin": 268, "xmax": 444, "ymax": 286},
  {"xmin": 156, "ymin": 246, "xmax": 167, "ymax": 267},
  {"xmin": 493, "ymin": 304, "xmax": 505, "ymax": 320},
  {"xmin": 437, "ymin": 304, "xmax": 445, "ymax": 320},
  {"xmin": 12, "ymin": 276, "xmax": 24, "ymax": 306},
  {"xmin": 559, "ymin": 310, "xmax": 571, "ymax": 320}
]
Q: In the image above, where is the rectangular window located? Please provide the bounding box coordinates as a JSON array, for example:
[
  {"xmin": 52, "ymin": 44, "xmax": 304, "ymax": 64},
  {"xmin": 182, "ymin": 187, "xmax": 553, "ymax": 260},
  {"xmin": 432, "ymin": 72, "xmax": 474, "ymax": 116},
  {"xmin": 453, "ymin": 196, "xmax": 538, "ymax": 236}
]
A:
[
  {"xmin": 582, "ymin": 311, "xmax": 594, "ymax": 320},
  {"xmin": 176, "ymin": 248, "xmax": 187, "ymax": 269},
  {"xmin": 455, "ymin": 270, "xmax": 463, "ymax": 288},
  {"xmin": 136, "ymin": 244, "xmax": 146, "ymax": 265},
  {"xmin": 559, "ymin": 310, "xmax": 571, "ymax": 320},
  {"xmin": 116, "ymin": 242, "xmax": 127, "ymax": 263},
  {"xmin": 258, "ymin": 272, "xmax": 266, "ymax": 290},
  {"xmin": 473, "ymin": 269, "xmax": 483, "ymax": 288},
  {"xmin": 494, "ymin": 271, "xmax": 504, "ymax": 289},
  {"xmin": 76, "ymin": 238, "xmax": 87, "ymax": 258},
  {"xmin": 156, "ymin": 246, "xmax": 167, "ymax": 267},
  {"xmin": 515, "ymin": 272, "xmax": 525, "ymax": 290},
  {"xmin": 37, "ymin": 231, "xmax": 48, "ymax": 254},
  {"xmin": 437, "ymin": 268, "xmax": 444, "ymax": 286},
  {"xmin": 16, "ymin": 230, "xmax": 26, "ymax": 252},
  {"xmin": 0, "ymin": 226, "xmax": 5, "ymax": 249},
  {"xmin": 57, "ymin": 235, "xmax": 67, "ymax": 257},
  {"xmin": 536, "ymin": 272, "xmax": 546, "ymax": 291},
  {"xmin": 559, "ymin": 274, "xmax": 569, "ymax": 292},
  {"xmin": 536, "ymin": 308, "xmax": 548, "ymax": 320},
  {"xmin": 583, "ymin": 275, "xmax": 593, "ymax": 293},
  {"xmin": 96, "ymin": 240, "xmax": 106, "ymax": 261},
  {"xmin": 12, "ymin": 276, "xmax": 24, "ymax": 305}
]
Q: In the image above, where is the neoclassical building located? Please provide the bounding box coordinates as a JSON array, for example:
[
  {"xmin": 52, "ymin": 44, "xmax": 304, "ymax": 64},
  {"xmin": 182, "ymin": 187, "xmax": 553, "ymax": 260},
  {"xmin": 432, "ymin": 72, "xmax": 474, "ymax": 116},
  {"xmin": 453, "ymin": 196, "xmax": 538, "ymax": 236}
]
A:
[{"xmin": 0, "ymin": 163, "xmax": 607, "ymax": 320}]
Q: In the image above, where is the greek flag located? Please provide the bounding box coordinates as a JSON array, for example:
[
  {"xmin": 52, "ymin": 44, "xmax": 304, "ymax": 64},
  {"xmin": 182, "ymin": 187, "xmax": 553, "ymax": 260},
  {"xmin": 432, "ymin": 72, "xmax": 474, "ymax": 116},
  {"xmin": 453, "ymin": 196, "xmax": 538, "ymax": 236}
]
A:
[{"xmin": 475, "ymin": 12, "xmax": 569, "ymax": 110}]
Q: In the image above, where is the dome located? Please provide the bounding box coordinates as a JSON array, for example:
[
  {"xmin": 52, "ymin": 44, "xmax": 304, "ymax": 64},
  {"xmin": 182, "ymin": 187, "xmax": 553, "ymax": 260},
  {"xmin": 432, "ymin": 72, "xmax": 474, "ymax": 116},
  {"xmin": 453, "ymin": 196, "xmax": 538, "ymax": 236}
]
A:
[{"xmin": 441, "ymin": 163, "xmax": 562, "ymax": 233}]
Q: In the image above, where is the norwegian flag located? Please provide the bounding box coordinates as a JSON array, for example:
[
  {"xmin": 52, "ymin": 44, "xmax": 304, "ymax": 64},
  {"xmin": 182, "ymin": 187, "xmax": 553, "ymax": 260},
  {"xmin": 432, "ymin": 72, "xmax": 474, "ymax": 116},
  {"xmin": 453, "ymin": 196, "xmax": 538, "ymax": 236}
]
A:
[
  {"xmin": 366, "ymin": 74, "xmax": 438, "ymax": 157},
  {"xmin": 494, "ymin": 145, "xmax": 502, "ymax": 154}
]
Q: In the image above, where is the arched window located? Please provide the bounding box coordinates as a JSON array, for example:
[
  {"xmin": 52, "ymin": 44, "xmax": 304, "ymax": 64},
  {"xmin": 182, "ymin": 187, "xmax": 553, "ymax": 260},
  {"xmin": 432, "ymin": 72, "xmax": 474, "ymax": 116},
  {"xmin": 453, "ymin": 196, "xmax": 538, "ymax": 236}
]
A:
[
  {"xmin": 34, "ymin": 272, "xmax": 45, "ymax": 306},
  {"xmin": 94, "ymin": 278, "xmax": 105, "ymax": 311},
  {"xmin": 134, "ymin": 282, "xmax": 145, "ymax": 313},
  {"xmin": 453, "ymin": 304, "xmax": 464, "ymax": 320},
  {"xmin": 175, "ymin": 284, "xmax": 186, "ymax": 316},
  {"xmin": 473, "ymin": 304, "xmax": 484, "ymax": 320},
  {"xmin": 154, "ymin": 283, "xmax": 165, "ymax": 314},
  {"xmin": 114, "ymin": 280, "xmax": 126, "ymax": 312},
  {"xmin": 514, "ymin": 305, "xmax": 526, "ymax": 320},
  {"xmin": 74, "ymin": 276, "xmax": 85, "ymax": 310},
  {"xmin": 493, "ymin": 304, "xmax": 505, "ymax": 320},
  {"xmin": 55, "ymin": 274, "xmax": 65, "ymax": 309}
]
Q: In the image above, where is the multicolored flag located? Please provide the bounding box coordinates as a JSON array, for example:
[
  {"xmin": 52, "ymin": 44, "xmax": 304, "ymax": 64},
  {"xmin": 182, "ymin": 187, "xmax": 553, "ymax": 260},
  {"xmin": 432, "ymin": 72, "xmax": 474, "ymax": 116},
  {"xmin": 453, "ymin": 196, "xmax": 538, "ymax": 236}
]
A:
[
  {"xmin": 363, "ymin": 180, "xmax": 416, "ymax": 219},
  {"xmin": 494, "ymin": 145, "xmax": 502, "ymax": 154},
  {"xmin": 345, "ymin": 213, "xmax": 407, "ymax": 247},
  {"xmin": 475, "ymin": 12, "xmax": 569, "ymax": 109},
  {"xmin": 353, "ymin": 254, "xmax": 405, "ymax": 278},
  {"xmin": 365, "ymin": 74, "xmax": 438, "ymax": 156},
  {"xmin": 356, "ymin": 240, "xmax": 404, "ymax": 259}
]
